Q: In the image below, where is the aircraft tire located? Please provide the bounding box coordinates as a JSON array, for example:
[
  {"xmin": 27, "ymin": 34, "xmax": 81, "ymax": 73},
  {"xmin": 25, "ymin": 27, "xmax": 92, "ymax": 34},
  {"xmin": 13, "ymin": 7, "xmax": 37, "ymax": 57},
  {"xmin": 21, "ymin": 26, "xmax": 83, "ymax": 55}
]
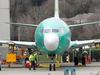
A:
[
  {"xmin": 74, "ymin": 57, "xmax": 78, "ymax": 65},
  {"xmin": 0, "ymin": 65, "xmax": 1, "ymax": 71},
  {"xmin": 49, "ymin": 64, "xmax": 52, "ymax": 71},
  {"xmin": 82, "ymin": 57, "xmax": 85, "ymax": 65},
  {"xmin": 53, "ymin": 64, "xmax": 56, "ymax": 71}
]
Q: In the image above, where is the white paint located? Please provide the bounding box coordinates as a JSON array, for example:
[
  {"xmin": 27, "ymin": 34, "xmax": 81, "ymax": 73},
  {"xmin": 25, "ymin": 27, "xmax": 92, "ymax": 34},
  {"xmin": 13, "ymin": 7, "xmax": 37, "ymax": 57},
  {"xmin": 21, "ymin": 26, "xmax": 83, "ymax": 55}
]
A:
[
  {"xmin": 55, "ymin": 11, "xmax": 59, "ymax": 18},
  {"xmin": 44, "ymin": 34, "xmax": 59, "ymax": 51}
]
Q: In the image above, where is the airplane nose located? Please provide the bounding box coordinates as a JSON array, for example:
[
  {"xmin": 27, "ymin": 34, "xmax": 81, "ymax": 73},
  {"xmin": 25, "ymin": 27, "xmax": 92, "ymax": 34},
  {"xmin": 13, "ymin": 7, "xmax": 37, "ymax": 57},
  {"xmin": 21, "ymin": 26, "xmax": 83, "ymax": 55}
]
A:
[{"xmin": 44, "ymin": 34, "xmax": 59, "ymax": 51}]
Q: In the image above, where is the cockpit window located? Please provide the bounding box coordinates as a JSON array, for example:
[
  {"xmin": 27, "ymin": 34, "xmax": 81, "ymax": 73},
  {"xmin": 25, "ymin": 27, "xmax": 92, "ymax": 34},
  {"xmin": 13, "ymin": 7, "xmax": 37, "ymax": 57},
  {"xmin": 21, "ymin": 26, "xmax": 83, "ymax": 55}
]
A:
[
  {"xmin": 44, "ymin": 29, "xmax": 51, "ymax": 33},
  {"xmin": 60, "ymin": 29, "xmax": 64, "ymax": 34},
  {"xmin": 40, "ymin": 28, "xmax": 64, "ymax": 34},
  {"xmin": 52, "ymin": 29, "xmax": 59, "ymax": 33}
]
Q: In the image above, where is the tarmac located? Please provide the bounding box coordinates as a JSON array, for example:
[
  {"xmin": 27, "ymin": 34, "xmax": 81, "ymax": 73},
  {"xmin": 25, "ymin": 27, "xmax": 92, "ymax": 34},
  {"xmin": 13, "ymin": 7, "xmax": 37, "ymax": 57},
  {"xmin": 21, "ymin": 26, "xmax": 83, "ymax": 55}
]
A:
[{"xmin": 0, "ymin": 62, "xmax": 100, "ymax": 75}]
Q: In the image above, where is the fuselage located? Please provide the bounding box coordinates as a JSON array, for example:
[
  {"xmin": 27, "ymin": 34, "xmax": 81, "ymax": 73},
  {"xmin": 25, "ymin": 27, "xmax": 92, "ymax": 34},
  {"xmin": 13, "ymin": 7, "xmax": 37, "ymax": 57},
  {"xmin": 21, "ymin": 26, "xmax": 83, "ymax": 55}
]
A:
[{"xmin": 35, "ymin": 17, "xmax": 71, "ymax": 55}]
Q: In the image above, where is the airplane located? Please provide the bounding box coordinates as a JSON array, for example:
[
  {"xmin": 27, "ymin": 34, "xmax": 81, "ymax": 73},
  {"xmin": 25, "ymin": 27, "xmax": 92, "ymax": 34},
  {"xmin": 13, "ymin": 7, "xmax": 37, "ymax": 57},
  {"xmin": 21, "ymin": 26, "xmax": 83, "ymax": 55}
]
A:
[{"xmin": 1, "ymin": 0, "xmax": 100, "ymax": 71}]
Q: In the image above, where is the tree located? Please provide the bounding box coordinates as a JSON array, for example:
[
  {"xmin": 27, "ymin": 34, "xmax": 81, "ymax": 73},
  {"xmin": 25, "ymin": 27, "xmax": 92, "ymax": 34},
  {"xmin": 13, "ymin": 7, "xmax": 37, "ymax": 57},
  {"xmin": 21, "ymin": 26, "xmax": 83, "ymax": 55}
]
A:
[{"xmin": 10, "ymin": 0, "xmax": 54, "ymax": 41}]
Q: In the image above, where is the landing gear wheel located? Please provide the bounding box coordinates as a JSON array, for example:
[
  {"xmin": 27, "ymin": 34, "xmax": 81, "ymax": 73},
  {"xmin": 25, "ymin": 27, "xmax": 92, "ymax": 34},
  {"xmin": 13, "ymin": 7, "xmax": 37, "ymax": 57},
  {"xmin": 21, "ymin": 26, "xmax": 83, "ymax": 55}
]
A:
[
  {"xmin": 82, "ymin": 57, "xmax": 85, "ymax": 65},
  {"xmin": 74, "ymin": 57, "xmax": 78, "ymax": 66},
  {"xmin": 0, "ymin": 65, "xmax": 1, "ymax": 71},
  {"xmin": 49, "ymin": 64, "xmax": 52, "ymax": 71},
  {"xmin": 53, "ymin": 64, "xmax": 56, "ymax": 71}
]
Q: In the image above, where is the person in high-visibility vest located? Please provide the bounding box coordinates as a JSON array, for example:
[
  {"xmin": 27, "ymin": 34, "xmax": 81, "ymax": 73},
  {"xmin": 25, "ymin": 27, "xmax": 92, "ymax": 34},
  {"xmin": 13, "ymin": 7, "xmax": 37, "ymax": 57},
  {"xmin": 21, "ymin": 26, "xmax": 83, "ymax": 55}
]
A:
[{"xmin": 29, "ymin": 53, "xmax": 38, "ymax": 70}]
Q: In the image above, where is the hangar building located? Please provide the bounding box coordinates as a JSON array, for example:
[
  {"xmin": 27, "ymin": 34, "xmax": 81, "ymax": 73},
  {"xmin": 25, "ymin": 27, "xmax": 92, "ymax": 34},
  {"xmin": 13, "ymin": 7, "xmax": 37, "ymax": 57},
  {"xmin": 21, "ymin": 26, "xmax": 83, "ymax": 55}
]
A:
[{"xmin": 0, "ymin": 0, "xmax": 10, "ymax": 59}]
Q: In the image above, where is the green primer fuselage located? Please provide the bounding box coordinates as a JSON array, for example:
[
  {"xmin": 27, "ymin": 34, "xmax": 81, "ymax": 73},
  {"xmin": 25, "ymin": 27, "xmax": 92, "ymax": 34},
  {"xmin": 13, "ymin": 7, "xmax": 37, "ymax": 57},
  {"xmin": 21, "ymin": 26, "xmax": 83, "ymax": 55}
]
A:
[{"xmin": 35, "ymin": 17, "xmax": 71, "ymax": 55}]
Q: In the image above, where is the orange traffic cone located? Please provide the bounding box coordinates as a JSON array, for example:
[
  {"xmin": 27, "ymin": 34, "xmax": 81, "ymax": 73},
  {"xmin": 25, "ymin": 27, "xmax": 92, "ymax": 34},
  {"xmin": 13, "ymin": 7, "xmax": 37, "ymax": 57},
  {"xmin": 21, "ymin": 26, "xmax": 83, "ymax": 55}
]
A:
[{"xmin": 88, "ymin": 55, "xmax": 91, "ymax": 64}]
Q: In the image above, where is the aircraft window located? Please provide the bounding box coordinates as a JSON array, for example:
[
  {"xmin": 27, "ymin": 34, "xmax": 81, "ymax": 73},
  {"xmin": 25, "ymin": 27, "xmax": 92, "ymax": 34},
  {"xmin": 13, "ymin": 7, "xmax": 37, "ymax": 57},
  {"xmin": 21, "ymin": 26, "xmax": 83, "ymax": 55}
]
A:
[
  {"xmin": 44, "ymin": 29, "xmax": 51, "ymax": 33},
  {"xmin": 40, "ymin": 29, "xmax": 43, "ymax": 34},
  {"xmin": 60, "ymin": 29, "xmax": 64, "ymax": 34},
  {"xmin": 52, "ymin": 29, "xmax": 59, "ymax": 33},
  {"xmin": 40, "ymin": 29, "xmax": 64, "ymax": 34}
]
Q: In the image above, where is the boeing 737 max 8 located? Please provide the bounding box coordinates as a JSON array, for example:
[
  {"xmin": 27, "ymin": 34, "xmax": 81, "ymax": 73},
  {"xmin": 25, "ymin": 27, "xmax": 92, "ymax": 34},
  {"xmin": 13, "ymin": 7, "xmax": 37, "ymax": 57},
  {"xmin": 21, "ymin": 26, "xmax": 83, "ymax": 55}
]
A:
[{"xmin": 0, "ymin": 0, "xmax": 100, "ymax": 70}]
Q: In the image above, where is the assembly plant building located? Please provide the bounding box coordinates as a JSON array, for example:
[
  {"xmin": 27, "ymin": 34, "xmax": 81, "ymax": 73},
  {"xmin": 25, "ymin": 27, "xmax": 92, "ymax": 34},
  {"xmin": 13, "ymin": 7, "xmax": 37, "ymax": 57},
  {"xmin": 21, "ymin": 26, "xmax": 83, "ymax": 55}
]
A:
[{"xmin": 0, "ymin": 0, "xmax": 10, "ymax": 59}]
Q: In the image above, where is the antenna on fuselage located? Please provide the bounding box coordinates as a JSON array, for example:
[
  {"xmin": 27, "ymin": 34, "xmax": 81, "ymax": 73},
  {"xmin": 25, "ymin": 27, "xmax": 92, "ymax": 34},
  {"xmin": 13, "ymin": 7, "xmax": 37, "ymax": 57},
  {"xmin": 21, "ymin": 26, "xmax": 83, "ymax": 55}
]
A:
[{"xmin": 54, "ymin": 0, "xmax": 59, "ymax": 18}]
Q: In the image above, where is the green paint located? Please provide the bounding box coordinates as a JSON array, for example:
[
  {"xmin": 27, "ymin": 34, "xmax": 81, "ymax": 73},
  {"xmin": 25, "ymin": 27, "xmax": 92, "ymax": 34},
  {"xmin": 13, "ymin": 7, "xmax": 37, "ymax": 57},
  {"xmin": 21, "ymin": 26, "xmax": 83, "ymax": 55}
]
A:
[
  {"xmin": 35, "ymin": 18, "xmax": 71, "ymax": 55},
  {"xmin": 69, "ymin": 21, "xmax": 100, "ymax": 28}
]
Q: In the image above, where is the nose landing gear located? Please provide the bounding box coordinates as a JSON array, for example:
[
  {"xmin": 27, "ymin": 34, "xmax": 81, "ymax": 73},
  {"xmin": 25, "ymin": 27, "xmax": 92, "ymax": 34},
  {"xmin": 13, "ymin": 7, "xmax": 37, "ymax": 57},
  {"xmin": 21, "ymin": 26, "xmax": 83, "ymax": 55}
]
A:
[
  {"xmin": 39, "ymin": 58, "xmax": 60, "ymax": 71},
  {"xmin": 39, "ymin": 54, "xmax": 60, "ymax": 71},
  {"xmin": 53, "ymin": 64, "xmax": 56, "ymax": 71},
  {"xmin": 49, "ymin": 64, "xmax": 52, "ymax": 71},
  {"xmin": 49, "ymin": 64, "xmax": 56, "ymax": 71}
]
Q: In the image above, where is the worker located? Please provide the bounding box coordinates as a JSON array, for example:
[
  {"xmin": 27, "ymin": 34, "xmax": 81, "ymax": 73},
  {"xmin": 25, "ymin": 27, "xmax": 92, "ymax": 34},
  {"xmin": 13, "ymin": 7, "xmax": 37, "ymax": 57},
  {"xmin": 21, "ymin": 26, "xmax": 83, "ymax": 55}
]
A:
[{"xmin": 29, "ymin": 52, "xmax": 38, "ymax": 70}]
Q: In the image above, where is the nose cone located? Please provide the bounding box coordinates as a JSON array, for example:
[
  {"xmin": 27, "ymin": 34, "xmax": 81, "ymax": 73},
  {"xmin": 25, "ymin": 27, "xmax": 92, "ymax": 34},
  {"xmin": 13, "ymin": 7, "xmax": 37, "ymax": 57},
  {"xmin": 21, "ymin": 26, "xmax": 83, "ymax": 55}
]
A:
[{"xmin": 44, "ymin": 34, "xmax": 59, "ymax": 51}]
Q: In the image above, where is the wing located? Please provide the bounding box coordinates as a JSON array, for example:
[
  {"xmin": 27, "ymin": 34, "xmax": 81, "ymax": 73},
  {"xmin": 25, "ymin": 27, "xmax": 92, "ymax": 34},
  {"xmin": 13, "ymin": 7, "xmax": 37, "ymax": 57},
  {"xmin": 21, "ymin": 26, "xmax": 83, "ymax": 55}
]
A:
[
  {"xmin": 5, "ymin": 22, "xmax": 38, "ymax": 27},
  {"xmin": 70, "ymin": 39, "xmax": 100, "ymax": 49},
  {"xmin": 69, "ymin": 21, "xmax": 100, "ymax": 28},
  {"xmin": 0, "ymin": 40, "xmax": 36, "ymax": 47},
  {"xmin": 71, "ymin": 40, "xmax": 94, "ymax": 49}
]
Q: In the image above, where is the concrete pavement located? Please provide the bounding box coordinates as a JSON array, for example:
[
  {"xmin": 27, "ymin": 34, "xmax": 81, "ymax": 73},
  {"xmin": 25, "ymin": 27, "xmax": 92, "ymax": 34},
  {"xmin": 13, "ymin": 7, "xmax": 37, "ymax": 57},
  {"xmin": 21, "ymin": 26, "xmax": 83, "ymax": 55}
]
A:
[{"xmin": 0, "ymin": 62, "xmax": 100, "ymax": 75}]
